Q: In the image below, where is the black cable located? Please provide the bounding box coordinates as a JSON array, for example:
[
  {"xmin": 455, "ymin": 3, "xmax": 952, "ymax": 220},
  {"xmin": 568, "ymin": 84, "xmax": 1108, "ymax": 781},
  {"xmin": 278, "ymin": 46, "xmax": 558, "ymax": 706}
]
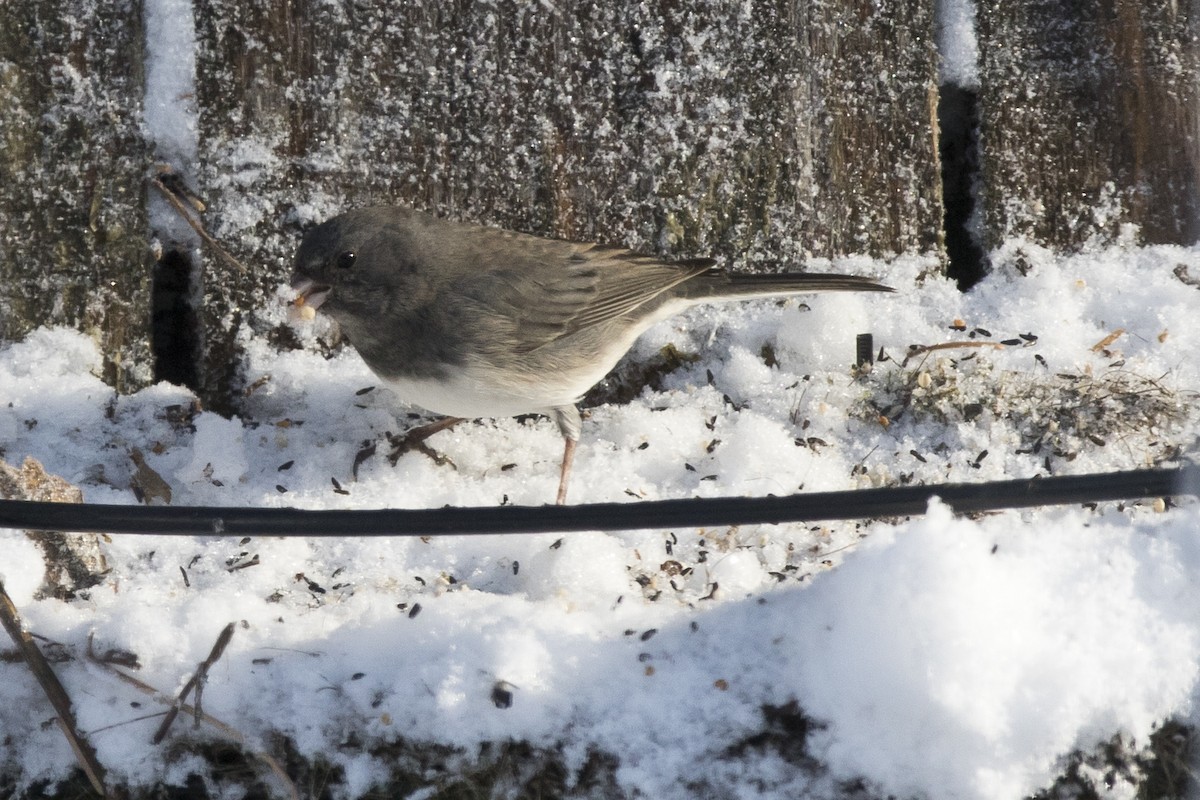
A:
[{"xmin": 0, "ymin": 466, "xmax": 1193, "ymax": 537}]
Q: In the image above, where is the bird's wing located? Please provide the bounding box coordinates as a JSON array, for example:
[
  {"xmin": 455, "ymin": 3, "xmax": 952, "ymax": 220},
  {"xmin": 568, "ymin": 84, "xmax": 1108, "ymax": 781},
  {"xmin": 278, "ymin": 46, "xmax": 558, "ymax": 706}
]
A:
[
  {"xmin": 459, "ymin": 239, "xmax": 715, "ymax": 354},
  {"xmin": 560, "ymin": 244, "xmax": 716, "ymax": 330}
]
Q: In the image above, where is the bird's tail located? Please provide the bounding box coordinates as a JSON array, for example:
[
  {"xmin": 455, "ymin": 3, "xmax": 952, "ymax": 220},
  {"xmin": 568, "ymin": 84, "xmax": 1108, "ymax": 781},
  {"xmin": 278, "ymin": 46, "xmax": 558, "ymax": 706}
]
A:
[{"xmin": 681, "ymin": 270, "xmax": 894, "ymax": 301}]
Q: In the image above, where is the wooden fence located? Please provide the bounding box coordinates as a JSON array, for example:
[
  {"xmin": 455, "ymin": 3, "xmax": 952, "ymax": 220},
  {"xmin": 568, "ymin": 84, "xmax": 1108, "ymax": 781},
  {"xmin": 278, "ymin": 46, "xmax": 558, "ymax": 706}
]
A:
[{"xmin": 0, "ymin": 0, "xmax": 1196, "ymax": 408}]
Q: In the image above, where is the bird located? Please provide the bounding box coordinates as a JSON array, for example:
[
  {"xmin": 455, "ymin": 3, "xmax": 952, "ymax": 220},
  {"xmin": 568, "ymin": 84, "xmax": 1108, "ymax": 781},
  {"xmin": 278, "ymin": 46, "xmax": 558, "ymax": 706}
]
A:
[{"xmin": 291, "ymin": 206, "xmax": 893, "ymax": 504}]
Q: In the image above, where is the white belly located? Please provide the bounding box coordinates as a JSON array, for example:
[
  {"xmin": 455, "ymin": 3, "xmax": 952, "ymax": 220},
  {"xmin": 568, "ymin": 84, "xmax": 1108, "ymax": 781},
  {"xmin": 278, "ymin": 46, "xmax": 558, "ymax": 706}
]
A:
[
  {"xmin": 377, "ymin": 361, "xmax": 604, "ymax": 420},
  {"xmin": 371, "ymin": 308, "xmax": 685, "ymax": 421}
]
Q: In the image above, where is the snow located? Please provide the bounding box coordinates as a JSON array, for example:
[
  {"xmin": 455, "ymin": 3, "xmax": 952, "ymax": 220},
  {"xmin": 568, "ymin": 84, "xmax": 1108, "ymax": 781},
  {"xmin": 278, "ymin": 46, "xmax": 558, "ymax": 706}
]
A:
[
  {"xmin": 789, "ymin": 503, "xmax": 1199, "ymax": 799},
  {"xmin": 143, "ymin": 0, "xmax": 200, "ymax": 249},
  {"xmin": 2, "ymin": 239, "xmax": 1200, "ymax": 799},
  {"xmin": 936, "ymin": 0, "xmax": 980, "ymax": 88},
  {"xmin": 142, "ymin": 0, "xmax": 197, "ymax": 167},
  {"xmin": 0, "ymin": 536, "xmax": 46, "ymax": 607}
]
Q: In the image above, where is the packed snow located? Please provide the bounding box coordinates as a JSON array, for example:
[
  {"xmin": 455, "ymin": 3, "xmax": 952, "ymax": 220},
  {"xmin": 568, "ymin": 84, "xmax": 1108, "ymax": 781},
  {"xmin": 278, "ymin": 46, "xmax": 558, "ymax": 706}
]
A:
[
  {"xmin": 2, "ymin": 240, "xmax": 1199, "ymax": 799},
  {"xmin": 143, "ymin": 0, "xmax": 201, "ymax": 252},
  {"xmin": 936, "ymin": 0, "xmax": 979, "ymax": 88}
]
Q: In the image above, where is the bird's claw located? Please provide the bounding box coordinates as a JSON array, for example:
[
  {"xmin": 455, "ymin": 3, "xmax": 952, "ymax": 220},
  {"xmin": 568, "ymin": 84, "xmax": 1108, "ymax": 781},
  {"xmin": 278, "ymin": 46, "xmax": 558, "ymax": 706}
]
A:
[
  {"xmin": 387, "ymin": 437, "xmax": 456, "ymax": 469},
  {"xmin": 385, "ymin": 419, "xmax": 462, "ymax": 469}
]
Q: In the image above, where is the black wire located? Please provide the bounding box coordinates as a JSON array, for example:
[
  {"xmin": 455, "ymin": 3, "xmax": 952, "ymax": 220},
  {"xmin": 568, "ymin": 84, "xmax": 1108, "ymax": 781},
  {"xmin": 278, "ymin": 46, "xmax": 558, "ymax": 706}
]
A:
[{"xmin": 0, "ymin": 466, "xmax": 1193, "ymax": 537}]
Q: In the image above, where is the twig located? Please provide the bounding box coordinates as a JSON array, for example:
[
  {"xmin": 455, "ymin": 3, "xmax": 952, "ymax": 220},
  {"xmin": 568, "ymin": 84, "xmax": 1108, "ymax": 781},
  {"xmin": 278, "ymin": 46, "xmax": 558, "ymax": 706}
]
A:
[
  {"xmin": 152, "ymin": 622, "xmax": 236, "ymax": 744},
  {"xmin": 0, "ymin": 580, "xmax": 108, "ymax": 797},
  {"xmin": 149, "ymin": 171, "xmax": 248, "ymax": 274},
  {"xmin": 86, "ymin": 633, "xmax": 299, "ymax": 800},
  {"xmin": 902, "ymin": 340, "xmax": 1007, "ymax": 366},
  {"xmin": 87, "ymin": 711, "xmax": 170, "ymax": 735},
  {"xmin": 1091, "ymin": 327, "xmax": 1126, "ymax": 352}
]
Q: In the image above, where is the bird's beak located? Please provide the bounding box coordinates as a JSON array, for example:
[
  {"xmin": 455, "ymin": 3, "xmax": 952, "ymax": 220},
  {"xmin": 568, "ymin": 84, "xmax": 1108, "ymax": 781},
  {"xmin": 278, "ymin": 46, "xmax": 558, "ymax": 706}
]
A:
[{"xmin": 290, "ymin": 276, "xmax": 332, "ymax": 310}]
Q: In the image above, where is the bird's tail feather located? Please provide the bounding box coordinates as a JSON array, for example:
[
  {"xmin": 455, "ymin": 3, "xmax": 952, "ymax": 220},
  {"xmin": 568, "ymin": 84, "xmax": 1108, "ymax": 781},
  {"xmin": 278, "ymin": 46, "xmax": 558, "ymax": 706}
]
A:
[{"xmin": 683, "ymin": 271, "xmax": 894, "ymax": 300}]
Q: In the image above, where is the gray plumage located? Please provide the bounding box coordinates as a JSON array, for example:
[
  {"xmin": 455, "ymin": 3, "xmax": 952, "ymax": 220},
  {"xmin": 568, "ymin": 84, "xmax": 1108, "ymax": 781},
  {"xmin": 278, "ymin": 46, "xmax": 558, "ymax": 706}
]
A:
[{"xmin": 292, "ymin": 206, "xmax": 893, "ymax": 502}]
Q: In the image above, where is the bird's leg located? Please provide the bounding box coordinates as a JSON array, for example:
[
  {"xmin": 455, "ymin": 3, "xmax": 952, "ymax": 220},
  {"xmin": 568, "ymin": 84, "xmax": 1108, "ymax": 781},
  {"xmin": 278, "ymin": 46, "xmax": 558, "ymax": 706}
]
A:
[
  {"xmin": 387, "ymin": 417, "xmax": 463, "ymax": 467},
  {"xmin": 549, "ymin": 406, "xmax": 584, "ymax": 505},
  {"xmin": 556, "ymin": 437, "xmax": 577, "ymax": 505}
]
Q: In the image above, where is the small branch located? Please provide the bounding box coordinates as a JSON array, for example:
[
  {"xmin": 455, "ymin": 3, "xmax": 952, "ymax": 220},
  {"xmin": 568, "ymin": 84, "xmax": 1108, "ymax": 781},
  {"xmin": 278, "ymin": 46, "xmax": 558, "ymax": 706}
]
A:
[
  {"xmin": 152, "ymin": 622, "xmax": 236, "ymax": 744},
  {"xmin": 1091, "ymin": 327, "xmax": 1126, "ymax": 352},
  {"xmin": 0, "ymin": 580, "xmax": 108, "ymax": 797},
  {"xmin": 902, "ymin": 340, "xmax": 1007, "ymax": 367},
  {"xmin": 149, "ymin": 170, "xmax": 248, "ymax": 274},
  {"xmin": 87, "ymin": 633, "xmax": 298, "ymax": 800}
]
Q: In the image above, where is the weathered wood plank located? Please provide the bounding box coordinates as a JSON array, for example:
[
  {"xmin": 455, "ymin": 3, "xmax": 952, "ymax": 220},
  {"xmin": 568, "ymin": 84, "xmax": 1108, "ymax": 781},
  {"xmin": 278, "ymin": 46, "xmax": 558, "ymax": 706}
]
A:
[
  {"xmin": 977, "ymin": 0, "xmax": 1200, "ymax": 249},
  {"xmin": 0, "ymin": 0, "xmax": 152, "ymax": 391}
]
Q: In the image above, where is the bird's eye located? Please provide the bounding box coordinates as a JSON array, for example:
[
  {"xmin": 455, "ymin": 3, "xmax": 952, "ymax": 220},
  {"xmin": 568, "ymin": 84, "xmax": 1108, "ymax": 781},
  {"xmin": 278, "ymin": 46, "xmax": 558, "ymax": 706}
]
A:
[{"xmin": 336, "ymin": 251, "xmax": 357, "ymax": 269}]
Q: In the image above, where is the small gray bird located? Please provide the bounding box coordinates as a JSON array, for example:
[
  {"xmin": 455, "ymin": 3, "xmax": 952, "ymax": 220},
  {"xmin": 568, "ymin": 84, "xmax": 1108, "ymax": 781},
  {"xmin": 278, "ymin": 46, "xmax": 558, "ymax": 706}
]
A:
[{"xmin": 292, "ymin": 207, "xmax": 892, "ymax": 504}]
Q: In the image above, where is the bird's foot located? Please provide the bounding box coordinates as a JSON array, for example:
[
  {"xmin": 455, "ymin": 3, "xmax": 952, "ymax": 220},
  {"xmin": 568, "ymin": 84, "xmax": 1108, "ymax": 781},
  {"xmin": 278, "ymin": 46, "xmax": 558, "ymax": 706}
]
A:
[
  {"xmin": 385, "ymin": 417, "xmax": 463, "ymax": 468},
  {"xmin": 388, "ymin": 439, "xmax": 456, "ymax": 469}
]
